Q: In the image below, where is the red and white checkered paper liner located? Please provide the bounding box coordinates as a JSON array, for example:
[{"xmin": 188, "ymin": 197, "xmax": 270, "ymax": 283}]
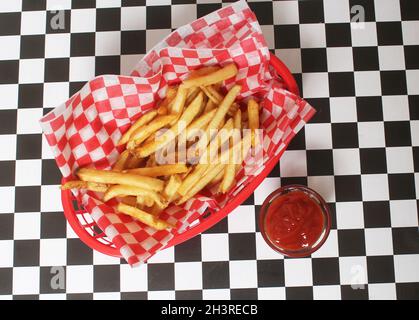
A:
[{"xmin": 40, "ymin": 0, "xmax": 315, "ymax": 267}]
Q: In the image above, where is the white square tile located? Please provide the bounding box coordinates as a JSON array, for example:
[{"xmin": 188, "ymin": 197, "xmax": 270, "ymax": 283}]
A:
[
  {"xmin": 274, "ymin": 49, "xmax": 301, "ymax": 74},
  {"xmin": 175, "ymin": 262, "xmax": 203, "ymax": 290},
  {"xmin": 390, "ymin": 200, "xmax": 418, "ymax": 228},
  {"xmin": 336, "ymin": 202, "xmax": 364, "ymax": 229},
  {"xmin": 260, "ymin": 25, "xmax": 275, "ymax": 50},
  {"xmin": 96, "ymin": 0, "xmax": 121, "ymax": 8},
  {"xmin": 121, "ymin": 54, "xmax": 143, "ymax": 76},
  {"xmin": 71, "ymin": 9, "xmax": 96, "ymax": 33},
  {"xmin": 354, "ymin": 71, "xmax": 382, "ymax": 96},
  {"xmin": 0, "ymin": 295, "xmax": 12, "ymax": 300},
  {"xmin": 368, "ymin": 283, "xmax": 397, "ymax": 300},
  {"xmin": 305, "ymin": 123, "xmax": 332, "ymax": 150},
  {"xmin": 120, "ymin": 263, "xmax": 148, "ymax": 292},
  {"xmin": 382, "ymin": 95, "xmax": 410, "ymax": 121},
  {"xmin": 41, "ymin": 185, "xmax": 63, "ymax": 212},
  {"xmin": 19, "ymin": 59, "xmax": 45, "ymax": 84},
  {"xmin": 147, "ymin": 246, "xmax": 174, "ymax": 263},
  {"xmin": 146, "ymin": 29, "xmax": 172, "ymax": 52},
  {"xmin": 402, "ymin": 21, "xmax": 419, "ymax": 45},
  {"xmin": 201, "ymin": 233, "xmax": 229, "ymax": 261},
  {"xmin": 0, "ymin": 36, "xmax": 20, "ymax": 60},
  {"xmin": 0, "ymin": 135, "xmax": 16, "ymax": 161},
  {"xmin": 148, "ymin": 290, "xmax": 175, "ymax": 300},
  {"xmin": 351, "ymin": 22, "xmax": 378, "ymax": 47},
  {"xmin": 15, "ymin": 159, "xmax": 42, "ymax": 186},
  {"xmin": 361, "ymin": 174, "xmax": 389, "ymax": 201},
  {"xmin": 146, "ymin": 0, "xmax": 170, "ymax": 5},
  {"xmin": 228, "ymin": 205, "xmax": 256, "ymax": 233},
  {"xmin": 0, "ymin": 240, "xmax": 13, "ymax": 267},
  {"xmin": 374, "ymin": 0, "xmax": 401, "ymax": 21},
  {"xmin": 93, "ymin": 292, "xmax": 121, "ymax": 300},
  {"xmin": 17, "ymin": 108, "xmax": 43, "ymax": 134},
  {"xmin": 415, "ymin": 173, "xmax": 419, "ymax": 200},
  {"xmin": 0, "ymin": 85, "xmax": 18, "ymax": 110},
  {"xmin": 95, "ymin": 31, "xmax": 121, "ymax": 56},
  {"xmin": 299, "ymin": 24, "xmax": 326, "ymax": 48},
  {"xmin": 326, "ymin": 47, "xmax": 354, "ymax": 72},
  {"xmin": 171, "ymin": 4, "xmax": 197, "ymax": 29},
  {"xmin": 330, "ymin": 97, "xmax": 357, "ymax": 123},
  {"xmin": 333, "ymin": 149, "xmax": 361, "ymax": 175},
  {"xmin": 411, "ymin": 121, "xmax": 419, "ymax": 146},
  {"xmin": 378, "ymin": 46, "xmax": 405, "ymax": 71},
  {"xmin": 302, "ymin": 73, "xmax": 329, "ymax": 98},
  {"xmin": 45, "ymin": 34, "xmax": 71, "ymax": 58},
  {"xmin": 254, "ymin": 177, "xmax": 281, "ymax": 205},
  {"xmin": 229, "ymin": 260, "xmax": 257, "ymax": 289},
  {"xmin": 40, "ymin": 239, "xmax": 67, "ymax": 266},
  {"xmin": 43, "ymin": 82, "xmax": 70, "ymax": 109},
  {"xmin": 257, "ymin": 287, "xmax": 286, "ymax": 300},
  {"xmin": 365, "ymin": 228, "xmax": 393, "ymax": 256},
  {"xmin": 0, "ymin": 1, "xmax": 22, "ymax": 12},
  {"xmin": 93, "ymin": 250, "xmax": 121, "ymax": 265},
  {"xmin": 39, "ymin": 293, "xmax": 67, "ymax": 300},
  {"xmin": 386, "ymin": 147, "xmax": 414, "ymax": 174},
  {"xmin": 313, "ymin": 285, "xmax": 341, "ymax": 300},
  {"xmin": 255, "ymin": 232, "xmax": 283, "ymax": 260},
  {"xmin": 284, "ymin": 258, "xmax": 313, "ymax": 287},
  {"xmin": 406, "ymin": 70, "xmax": 419, "ymax": 95},
  {"xmin": 121, "ymin": 6, "xmax": 146, "ymax": 31},
  {"xmin": 312, "ymin": 230, "xmax": 339, "ymax": 258},
  {"xmin": 339, "ymin": 256, "xmax": 368, "ymax": 286},
  {"xmin": 0, "ymin": 187, "xmax": 15, "ymax": 213},
  {"xmin": 202, "ymin": 289, "xmax": 230, "ymax": 300},
  {"xmin": 14, "ymin": 212, "xmax": 40, "ymax": 240},
  {"xmin": 358, "ymin": 122, "xmax": 385, "ymax": 148},
  {"xmin": 21, "ymin": 11, "xmax": 47, "ymax": 35},
  {"xmin": 69, "ymin": 57, "xmax": 95, "ymax": 82},
  {"xmin": 13, "ymin": 267, "xmax": 40, "ymax": 295},
  {"xmin": 279, "ymin": 150, "xmax": 307, "ymax": 177},
  {"xmin": 324, "ymin": 0, "xmax": 350, "ymax": 23},
  {"xmin": 272, "ymin": 1, "xmax": 299, "ymax": 25},
  {"xmin": 66, "ymin": 265, "xmax": 94, "ymax": 293},
  {"xmin": 394, "ymin": 254, "xmax": 419, "ymax": 282},
  {"xmin": 47, "ymin": 0, "xmax": 71, "ymax": 10},
  {"xmin": 307, "ymin": 176, "xmax": 335, "ymax": 203}
]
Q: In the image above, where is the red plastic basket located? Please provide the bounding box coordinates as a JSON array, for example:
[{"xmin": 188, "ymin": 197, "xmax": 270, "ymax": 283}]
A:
[{"xmin": 61, "ymin": 52, "xmax": 300, "ymax": 258}]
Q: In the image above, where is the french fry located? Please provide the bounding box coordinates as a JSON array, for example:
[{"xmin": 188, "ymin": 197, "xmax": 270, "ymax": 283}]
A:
[
  {"xmin": 203, "ymin": 99, "xmax": 217, "ymax": 113},
  {"xmin": 77, "ymin": 168, "xmax": 164, "ymax": 192},
  {"xmin": 113, "ymin": 150, "xmax": 130, "ymax": 171},
  {"xmin": 247, "ymin": 99, "xmax": 259, "ymax": 148},
  {"xmin": 163, "ymin": 175, "xmax": 182, "ymax": 201},
  {"xmin": 170, "ymin": 84, "xmax": 188, "ymax": 114},
  {"xmin": 117, "ymin": 110, "xmax": 157, "ymax": 146},
  {"xmin": 157, "ymin": 105, "xmax": 168, "ymax": 115},
  {"xmin": 117, "ymin": 203, "xmax": 173, "ymax": 230},
  {"xmin": 181, "ymin": 108, "xmax": 217, "ymax": 143},
  {"xmin": 182, "ymin": 64, "xmax": 238, "ymax": 88},
  {"xmin": 120, "ymin": 196, "xmax": 138, "ymax": 207},
  {"xmin": 201, "ymin": 85, "xmax": 239, "ymax": 116},
  {"xmin": 188, "ymin": 66, "xmax": 220, "ymax": 79},
  {"xmin": 209, "ymin": 167, "xmax": 225, "ymax": 186},
  {"xmin": 220, "ymin": 157, "xmax": 236, "ymax": 193},
  {"xmin": 103, "ymin": 184, "xmax": 167, "ymax": 207},
  {"xmin": 185, "ymin": 87, "xmax": 201, "ymax": 106},
  {"xmin": 124, "ymin": 164, "xmax": 188, "ymax": 177},
  {"xmin": 61, "ymin": 180, "xmax": 108, "ymax": 193}
]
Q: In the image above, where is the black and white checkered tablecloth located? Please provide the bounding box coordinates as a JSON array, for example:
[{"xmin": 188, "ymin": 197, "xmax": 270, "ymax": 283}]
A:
[{"xmin": 0, "ymin": 0, "xmax": 418, "ymax": 300}]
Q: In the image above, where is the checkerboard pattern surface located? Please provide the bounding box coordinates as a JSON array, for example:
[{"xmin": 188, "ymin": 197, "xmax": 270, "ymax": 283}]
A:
[{"xmin": 0, "ymin": 0, "xmax": 418, "ymax": 300}]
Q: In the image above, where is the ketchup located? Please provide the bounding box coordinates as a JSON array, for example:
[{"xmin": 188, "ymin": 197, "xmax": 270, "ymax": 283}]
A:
[{"xmin": 265, "ymin": 190, "xmax": 324, "ymax": 251}]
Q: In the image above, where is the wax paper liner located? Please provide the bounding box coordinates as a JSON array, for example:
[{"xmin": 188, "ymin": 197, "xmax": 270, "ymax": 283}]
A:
[{"xmin": 40, "ymin": 0, "xmax": 316, "ymax": 266}]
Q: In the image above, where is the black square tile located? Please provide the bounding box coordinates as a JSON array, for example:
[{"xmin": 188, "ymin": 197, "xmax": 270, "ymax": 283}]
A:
[
  {"xmin": 202, "ymin": 261, "xmax": 229, "ymax": 289},
  {"xmin": 396, "ymin": 283, "xmax": 419, "ymax": 300},
  {"xmin": 299, "ymin": 0, "xmax": 324, "ymax": 23},
  {"xmin": 306, "ymin": 150, "xmax": 334, "ymax": 176},
  {"xmin": 325, "ymin": 23, "xmax": 352, "ymax": 47},
  {"xmin": 0, "ymin": 161, "xmax": 15, "ymax": 187},
  {"xmin": 274, "ymin": 25, "xmax": 300, "ymax": 49},
  {"xmin": 353, "ymin": 47, "xmax": 379, "ymax": 71},
  {"xmin": 312, "ymin": 258, "xmax": 340, "ymax": 285},
  {"xmin": 380, "ymin": 71, "xmax": 407, "ymax": 95},
  {"xmin": 17, "ymin": 134, "xmax": 42, "ymax": 160},
  {"xmin": 248, "ymin": 2, "xmax": 273, "ymax": 25},
  {"xmin": 254, "ymin": 205, "xmax": 261, "ymax": 233},
  {"xmin": 0, "ymin": 214, "xmax": 13, "ymax": 240},
  {"xmin": 257, "ymin": 260, "xmax": 284, "ymax": 287},
  {"xmin": 350, "ymin": 0, "xmax": 375, "ymax": 21},
  {"xmin": 0, "ymin": 60, "xmax": 19, "ymax": 84},
  {"xmin": 301, "ymin": 48, "xmax": 327, "ymax": 73},
  {"xmin": 174, "ymin": 235, "xmax": 201, "ymax": 262},
  {"xmin": 72, "ymin": 0, "xmax": 96, "ymax": 9},
  {"xmin": 392, "ymin": 227, "xmax": 419, "ymax": 254},
  {"xmin": 67, "ymin": 293, "xmax": 93, "ymax": 300},
  {"xmin": 338, "ymin": 229, "xmax": 366, "ymax": 256},
  {"xmin": 42, "ymin": 159, "xmax": 62, "ymax": 185},
  {"xmin": 176, "ymin": 290, "xmax": 202, "ymax": 300},
  {"xmin": 287, "ymin": 128, "xmax": 306, "ymax": 150},
  {"xmin": 229, "ymin": 233, "xmax": 256, "ymax": 260},
  {"xmin": 44, "ymin": 58, "xmax": 70, "ymax": 82},
  {"xmin": 341, "ymin": 285, "xmax": 368, "ymax": 300},
  {"xmin": 122, "ymin": 0, "xmax": 146, "ymax": 6},
  {"xmin": 413, "ymin": 147, "xmax": 419, "ymax": 172},
  {"xmin": 293, "ymin": 73, "xmax": 302, "ymax": 97},
  {"xmin": 367, "ymin": 256, "xmax": 395, "ymax": 283},
  {"xmin": 70, "ymin": 81, "xmax": 87, "ymax": 97},
  {"xmin": 242, "ymin": 193, "xmax": 254, "ymax": 205},
  {"xmin": 363, "ymin": 201, "xmax": 391, "ymax": 228},
  {"xmin": 203, "ymin": 216, "xmax": 228, "ymax": 234},
  {"xmin": 197, "ymin": 3, "xmax": 221, "ymax": 19},
  {"xmin": 15, "ymin": 186, "xmax": 41, "ymax": 212},
  {"xmin": 404, "ymin": 46, "xmax": 419, "ymax": 70},
  {"xmin": 231, "ymin": 289, "xmax": 257, "ymax": 300},
  {"xmin": 335, "ymin": 175, "xmax": 362, "ymax": 202},
  {"xmin": 148, "ymin": 263, "xmax": 174, "ymax": 291},
  {"xmin": 23, "ymin": 0, "xmax": 46, "ymax": 10},
  {"xmin": 96, "ymin": 8, "xmax": 121, "ymax": 31},
  {"xmin": 305, "ymin": 98, "xmax": 330, "ymax": 123},
  {"xmin": 400, "ymin": 0, "xmax": 419, "ymax": 20},
  {"xmin": 14, "ymin": 240, "xmax": 40, "ymax": 266},
  {"xmin": 95, "ymin": 56, "xmax": 120, "ymax": 76},
  {"xmin": 356, "ymin": 96, "xmax": 383, "ymax": 122},
  {"xmin": 360, "ymin": 148, "xmax": 387, "ymax": 174},
  {"xmin": 18, "ymin": 84, "xmax": 43, "ymax": 108},
  {"xmin": 389, "ymin": 174, "xmax": 416, "ymax": 200},
  {"xmin": 40, "ymin": 266, "xmax": 66, "ymax": 294},
  {"xmin": 67, "ymin": 238, "xmax": 93, "ymax": 265},
  {"xmin": 0, "ymin": 268, "xmax": 12, "ymax": 295},
  {"xmin": 121, "ymin": 292, "xmax": 147, "ymax": 300},
  {"xmin": 41, "ymin": 212, "xmax": 67, "ymax": 239},
  {"xmin": 384, "ymin": 121, "xmax": 411, "ymax": 147},
  {"xmin": 70, "ymin": 33, "xmax": 95, "ymax": 57},
  {"xmin": 281, "ymin": 177, "xmax": 308, "ymax": 188},
  {"xmin": 286, "ymin": 287, "xmax": 313, "ymax": 300},
  {"xmin": 121, "ymin": 30, "xmax": 146, "ymax": 55},
  {"xmin": 0, "ymin": 13, "xmax": 21, "ymax": 36},
  {"xmin": 327, "ymin": 202, "xmax": 337, "ymax": 230},
  {"xmin": 332, "ymin": 123, "xmax": 359, "ymax": 149},
  {"xmin": 20, "ymin": 35, "xmax": 46, "ymax": 59},
  {"xmin": 46, "ymin": 10, "xmax": 71, "ymax": 33},
  {"xmin": 94, "ymin": 265, "xmax": 120, "ymax": 292},
  {"xmin": 329, "ymin": 72, "xmax": 355, "ymax": 97},
  {"xmin": 0, "ymin": 110, "xmax": 17, "ymax": 134},
  {"xmin": 13, "ymin": 295, "xmax": 39, "ymax": 300},
  {"xmin": 146, "ymin": 6, "xmax": 171, "ymax": 29},
  {"xmin": 172, "ymin": 0, "xmax": 195, "ymax": 4},
  {"xmin": 377, "ymin": 22, "xmax": 403, "ymax": 46}
]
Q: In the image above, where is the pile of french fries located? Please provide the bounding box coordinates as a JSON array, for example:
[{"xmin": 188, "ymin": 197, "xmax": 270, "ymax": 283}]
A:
[{"xmin": 61, "ymin": 64, "xmax": 260, "ymax": 231}]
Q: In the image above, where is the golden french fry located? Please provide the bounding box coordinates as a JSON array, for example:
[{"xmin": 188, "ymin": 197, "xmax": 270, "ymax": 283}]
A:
[
  {"xmin": 181, "ymin": 108, "xmax": 217, "ymax": 143},
  {"xmin": 220, "ymin": 150, "xmax": 236, "ymax": 194},
  {"xmin": 77, "ymin": 168, "xmax": 164, "ymax": 192},
  {"xmin": 203, "ymin": 99, "xmax": 217, "ymax": 113},
  {"xmin": 170, "ymin": 84, "xmax": 188, "ymax": 114},
  {"xmin": 188, "ymin": 66, "xmax": 221, "ymax": 79},
  {"xmin": 103, "ymin": 184, "xmax": 167, "ymax": 207},
  {"xmin": 113, "ymin": 150, "xmax": 130, "ymax": 171},
  {"xmin": 234, "ymin": 109, "xmax": 242, "ymax": 130},
  {"xmin": 61, "ymin": 180, "xmax": 108, "ymax": 193},
  {"xmin": 163, "ymin": 175, "xmax": 182, "ymax": 201},
  {"xmin": 124, "ymin": 164, "xmax": 188, "ymax": 177},
  {"xmin": 209, "ymin": 167, "xmax": 225, "ymax": 186},
  {"xmin": 117, "ymin": 203, "xmax": 173, "ymax": 230},
  {"xmin": 118, "ymin": 110, "xmax": 158, "ymax": 146},
  {"xmin": 201, "ymin": 85, "xmax": 239, "ymax": 116},
  {"xmin": 182, "ymin": 64, "xmax": 238, "ymax": 88},
  {"xmin": 185, "ymin": 87, "xmax": 201, "ymax": 107},
  {"xmin": 157, "ymin": 105, "xmax": 168, "ymax": 115},
  {"xmin": 247, "ymin": 99, "xmax": 259, "ymax": 148}
]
